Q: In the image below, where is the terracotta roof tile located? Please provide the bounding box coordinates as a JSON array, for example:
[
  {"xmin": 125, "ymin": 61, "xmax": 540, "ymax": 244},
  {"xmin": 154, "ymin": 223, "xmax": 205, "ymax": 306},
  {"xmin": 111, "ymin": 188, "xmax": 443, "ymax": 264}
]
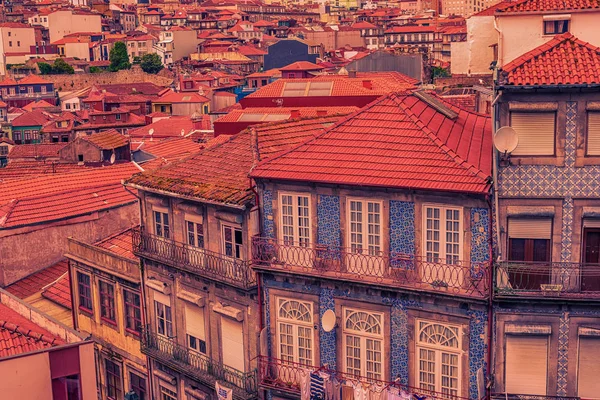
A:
[
  {"xmin": 84, "ymin": 129, "xmax": 129, "ymax": 150},
  {"xmin": 42, "ymin": 273, "xmax": 72, "ymax": 309},
  {"xmin": 5, "ymin": 260, "xmax": 68, "ymax": 299},
  {"xmin": 215, "ymin": 106, "xmax": 358, "ymax": 123},
  {"xmin": 279, "ymin": 61, "xmax": 324, "ymax": 71},
  {"xmin": 0, "ymin": 303, "xmax": 64, "ymax": 358},
  {"xmin": 8, "ymin": 143, "xmax": 66, "ymax": 159},
  {"xmin": 499, "ymin": 0, "xmax": 600, "ymax": 12},
  {"xmin": 251, "ymin": 91, "xmax": 492, "ymax": 195},
  {"xmin": 95, "ymin": 226, "xmax": 138, "ymax": 262},
  {"xmin": 502, "ymin": 33, "xmax": 600, "ymax": 86}
]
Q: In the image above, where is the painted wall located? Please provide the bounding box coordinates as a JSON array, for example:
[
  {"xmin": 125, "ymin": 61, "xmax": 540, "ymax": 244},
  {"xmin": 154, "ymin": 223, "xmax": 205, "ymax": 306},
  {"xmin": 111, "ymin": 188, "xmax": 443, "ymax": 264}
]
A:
[
  {"xmin": 0, "ymin": 203, "xmax": 138, "ymax": 286},
  {"xmin": 497, "ymin": 12, "xmax": 600, "ymax": 67},
  {"xmin": 48, "ymin": 11, "xmax": 102, "ymax": 43},
  {"xmin": 451, "ymin": 15, "xmax": 496, "ymax": 76},
  {"xmin": 0, "ymin": 352, "xmax": 53, "ymax": 399}
]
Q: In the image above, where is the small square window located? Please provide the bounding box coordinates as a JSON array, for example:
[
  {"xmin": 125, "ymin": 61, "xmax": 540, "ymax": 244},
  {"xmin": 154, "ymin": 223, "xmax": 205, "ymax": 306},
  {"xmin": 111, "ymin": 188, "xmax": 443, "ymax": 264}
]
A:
[{"xmin": 544, "ymin": 20, "xmax": 569, "ymax": 35}]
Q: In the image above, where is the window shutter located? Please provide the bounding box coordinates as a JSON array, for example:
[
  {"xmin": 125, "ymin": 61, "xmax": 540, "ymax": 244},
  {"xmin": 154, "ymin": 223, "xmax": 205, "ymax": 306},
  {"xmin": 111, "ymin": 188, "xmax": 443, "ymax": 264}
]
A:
[
  {"xmin": 153, "ymin": 291, "xmax": 170, "ymax": 306},
  {"xmin": 505, "ymin": 335, "xmax": 548, "ymax": 395},
  {"xmin": 508, "ymin": 219, "xmax": 552, "ymax": 239},
  {"xmin": 578, "ymin": 337, "xmax": 600, "ymax": 397},
  {"xmin": 510, "ymin": 112, "xmax": 555, "ymax": 156},
  {"xmin": 587, "ymin": 112, "xmax": 600, "ymax": 155},
  {"xmin": 221, "ymin": 318, "xmax": 245, "ymax": 372},
  {"xmin": 185, "ymin": 304, "xmax": 205, "ymax": 340}
]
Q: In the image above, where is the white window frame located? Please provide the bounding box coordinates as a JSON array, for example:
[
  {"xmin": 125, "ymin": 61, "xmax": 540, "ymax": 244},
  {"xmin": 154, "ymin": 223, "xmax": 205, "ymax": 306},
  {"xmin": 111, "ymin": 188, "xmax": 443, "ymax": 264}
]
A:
[
  {"xmin": 346, "ymin": 198, "xmax": 383, "ymax": 256},
  {"xmin": 415, "ymin": 320, "xmax": 462, "ymax": 397},
  {"xmin": 342, "ymin": 307, "xmax": 385, "ymax": 380},
  {"xmin": 276, "ymin": 297, "xmax": 314, "ymax": 366},
  {"xmin": 153, "ymin": 207, "xmax": 170, "ymax": 239},
  {"xmin": 278, "ymin": 192, "xmax": 312, "ymax": 247},
  {"xmin": 422, "ymin": 204, "xmax": 463, "ymax": 265}
]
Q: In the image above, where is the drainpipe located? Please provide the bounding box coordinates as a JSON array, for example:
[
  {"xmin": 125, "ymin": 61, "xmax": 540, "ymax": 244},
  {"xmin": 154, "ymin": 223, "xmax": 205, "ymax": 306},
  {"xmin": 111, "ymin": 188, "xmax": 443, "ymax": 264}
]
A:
[
  {"xmin": 249, "ymin": 177, "xmax": 264, "ymax": 332},
  {"xmin": 485, "ymin": 196, "xmax": 495, "ymax": 400},
  {"xmin": 493, "ymin": 16, "xmax": 503, "ymax": 68},
  {"xmin": 67, "ymin": 259, "xmax": 78, "ymax": 331}
]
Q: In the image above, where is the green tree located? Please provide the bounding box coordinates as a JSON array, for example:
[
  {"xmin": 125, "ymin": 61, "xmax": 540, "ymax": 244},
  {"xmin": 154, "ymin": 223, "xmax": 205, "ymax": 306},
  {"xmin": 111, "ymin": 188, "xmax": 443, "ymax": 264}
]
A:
[
  {"xmin": 109, "ymin": 42, "xmax": 131, "ymax": 72},
  {"xmin": 139, "ymin": 53, "xmax": 163, "ymax": 74},
  {"xmin": 89, "ymin": 66, "xmax": 102, "ymax": 73},
  {"xmin": 52, "ymin": 58, "xmax": 75, "ymax": 74},
  {"xmin": 38, "ymin": 62, "xmax": 52, "ymax": 75}
]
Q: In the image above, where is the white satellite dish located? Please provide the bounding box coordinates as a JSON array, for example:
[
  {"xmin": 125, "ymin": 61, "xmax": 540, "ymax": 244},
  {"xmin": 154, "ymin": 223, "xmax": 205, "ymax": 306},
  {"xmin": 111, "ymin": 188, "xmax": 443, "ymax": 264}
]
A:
[
  {"xmin": 109, "ymin": 153, "xmax": 116, "ymax": 164},
  {"xmin": 148, "ymin": 128, "xmax": 154, "ymax": 136},
  {"xmin": 181, "ymin": 129, "xmax": 185, "ymax": 136},
  {"xmin": 493, "ymin": 126, "xmax": 519, "ymax": 154},
  {"xmin": 321, "ymin": 309, "xmax": 337, "ymax": 332}
]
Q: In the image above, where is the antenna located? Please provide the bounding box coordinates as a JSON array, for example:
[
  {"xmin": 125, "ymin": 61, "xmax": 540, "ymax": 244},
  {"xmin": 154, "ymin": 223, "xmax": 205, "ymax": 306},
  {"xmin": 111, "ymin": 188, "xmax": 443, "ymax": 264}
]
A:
[
  {"xmin": 493, "ymin": 126, "xmax": 519, "ymax": 154},
  {"xmin": 321, "ymin": 309, "xmax": 337, "ymax": 332}
]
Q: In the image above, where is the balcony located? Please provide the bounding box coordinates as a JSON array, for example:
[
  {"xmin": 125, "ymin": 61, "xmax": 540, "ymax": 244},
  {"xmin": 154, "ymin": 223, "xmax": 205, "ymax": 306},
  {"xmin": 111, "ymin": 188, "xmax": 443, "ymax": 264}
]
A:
[
  {"xmin": 142, "ymin": 330, "xmax": 258, "ymax": 399},
  {"xmin": 495, "ymin": 261, "xmax": 600, "ymax": 299},
  {"xmin": 252, "ymin": 237, "xmax": 489, "ymax": 300},
  {"xmin": 491, "ymin": 395, "xmax": 579, "ymax": 400},
  {"xmin": 258, "ymin": 356, "xmax": 470, "ymax": 400},
  {"xmin": 132, "ymin": 228, "xmax": 257, "ymax": 290}
]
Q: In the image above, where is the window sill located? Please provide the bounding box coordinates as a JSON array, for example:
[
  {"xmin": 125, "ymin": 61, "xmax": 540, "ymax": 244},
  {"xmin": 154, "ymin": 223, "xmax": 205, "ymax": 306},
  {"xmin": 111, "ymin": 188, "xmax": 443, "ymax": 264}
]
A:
[
  {"xmin": 79, "ymin": 306, "xmax": 93, "ymax": 317},
  {"xmin": 125, "ymin": 328, "xmax": 142, "ymax": 340},
  {"xmin": 101, "ymin": 317, "xmax": 118, "ymax": 329},
  {"xmin": 507, "ymin": 155, "xmax": 565, "ymax": 167}
]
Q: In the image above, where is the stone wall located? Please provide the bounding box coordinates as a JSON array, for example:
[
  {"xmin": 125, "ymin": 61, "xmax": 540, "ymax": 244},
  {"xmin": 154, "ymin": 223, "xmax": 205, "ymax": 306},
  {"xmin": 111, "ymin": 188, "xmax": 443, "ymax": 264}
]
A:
[{"xmin": 43, "ymin": 68, "xmax": 173, "ymax": 91}]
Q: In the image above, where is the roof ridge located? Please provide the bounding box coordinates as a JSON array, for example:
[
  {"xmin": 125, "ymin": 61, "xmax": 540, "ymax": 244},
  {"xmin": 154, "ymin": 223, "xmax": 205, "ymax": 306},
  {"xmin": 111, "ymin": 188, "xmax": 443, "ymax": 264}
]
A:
[
  {"xmin": 397, "ymin": 98, "xmax": 491, "ymax": 183},
  {"xmin": 502, "ymin": 32, "xmax": 574, "ymax": 72},
  {"xmin": 0, "ymin": 199, "xmax": 18, "ymax": 227}
]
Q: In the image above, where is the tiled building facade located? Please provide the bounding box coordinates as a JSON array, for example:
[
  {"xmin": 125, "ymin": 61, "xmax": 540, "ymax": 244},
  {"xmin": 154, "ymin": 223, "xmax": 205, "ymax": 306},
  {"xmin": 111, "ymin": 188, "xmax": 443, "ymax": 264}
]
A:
[{"xmin": 492, "ymin": 33, "xmax": 600, "ymax": 398}]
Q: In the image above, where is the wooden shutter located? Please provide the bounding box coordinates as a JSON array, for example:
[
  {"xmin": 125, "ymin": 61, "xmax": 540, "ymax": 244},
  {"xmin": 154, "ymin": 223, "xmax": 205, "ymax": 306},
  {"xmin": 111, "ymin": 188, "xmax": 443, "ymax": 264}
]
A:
[
  {"xmin": 508, "ymin": 219, "xmax": 552, "ymax": 239},
  {"xmin": 578, "ymin": 337, "xmax": 600, "ymax": 397},
  {"xmin": 185, "ymin": 304, "xmax": 205, "ymax": 340},
  {"xmin": 505, "ymin": 335, "xmax": 548, "ymax": 395},
  {"xmin": 153, "ymin": 291, "xmax": 170, "ymax": 306},
  {"xmin": 510, "ymin": 112, "xmax": 555, "ymax": 156},
  {"xmin": 221, "ymin": 318, "xmax": 245, "ymax": 372},
  {"xmin": 587, "ymin": 112, "xmax": 600, "ymax": 155}
]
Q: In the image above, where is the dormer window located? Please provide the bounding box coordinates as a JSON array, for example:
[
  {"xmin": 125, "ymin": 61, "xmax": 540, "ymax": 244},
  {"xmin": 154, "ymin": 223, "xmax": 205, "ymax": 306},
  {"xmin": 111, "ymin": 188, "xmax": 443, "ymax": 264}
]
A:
[{"xmin": 543, "ymin": 15, "xmax": 570, "ymax": 35}]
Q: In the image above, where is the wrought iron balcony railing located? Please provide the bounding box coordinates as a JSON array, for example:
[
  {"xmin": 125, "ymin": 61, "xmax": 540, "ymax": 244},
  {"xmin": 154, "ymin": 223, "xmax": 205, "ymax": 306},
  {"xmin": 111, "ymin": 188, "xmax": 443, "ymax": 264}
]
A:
[
  {"xmin": 495, "ymin": 261, "xmax": 600, "ymax": 299},
  {"xmin": 491, "ymin": 394, "xmax": 580, "ymax": 400},
  {"xmin": 132, "ymin": 228, "xmax": 256, "ymax": 290},
  {"xmin": 252, "ymin": 237, "xmax": 490, "ymax": 299},
  {"xmin": 142, "ymin": 329, "xmax": 258, "ymax": 399},
  {"xmin": 257, "ymin": 356, "xmax": 470, "ymax": 400}
]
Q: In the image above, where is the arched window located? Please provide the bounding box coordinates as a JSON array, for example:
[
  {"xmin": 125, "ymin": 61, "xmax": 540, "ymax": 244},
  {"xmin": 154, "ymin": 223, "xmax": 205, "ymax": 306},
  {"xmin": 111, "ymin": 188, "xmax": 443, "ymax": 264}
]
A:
[
  {"xmin": 276, "ymin": 298, "xmax": 313, "ymax": 365},
  {"xmin": 343, "ymin": 308, "xmax": 384, "ymax": 379},
  {"xmin": 416, "ymin": 321, "xmax": 462, "ymax": 397}
]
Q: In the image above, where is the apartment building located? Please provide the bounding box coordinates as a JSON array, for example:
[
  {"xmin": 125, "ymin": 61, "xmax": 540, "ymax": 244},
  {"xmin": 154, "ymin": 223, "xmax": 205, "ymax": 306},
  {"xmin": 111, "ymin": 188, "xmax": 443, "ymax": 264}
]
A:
[
  {"xmin": 67, "ymin": 229, "xmax": 148, "ymax": 400},
  {"xmin": 153, "ymin": 26, "xmax": 199, "ymax": 66},
  {"xmin": 250, "ymin": 90, "xmax": 494, "ymax": 399},
  {"xmin": 47, "ymin": 10, "xmax": 102, "ymax": 43},
  {"xmin": 0, "ymin": 22, "xmax": 36, "ymax": 75},
  {"xmin": 491, "ymin": 32, "xmax": 600, "ymax": 398}
]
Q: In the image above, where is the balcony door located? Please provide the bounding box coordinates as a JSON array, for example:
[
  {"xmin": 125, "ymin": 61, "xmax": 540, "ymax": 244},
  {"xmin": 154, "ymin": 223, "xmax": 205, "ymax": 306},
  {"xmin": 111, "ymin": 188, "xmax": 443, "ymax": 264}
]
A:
[
  {"xmin": 506, "ymin": 218, "xmax": 552, "ymax": 290},
  {"xmin": 347, "ymin": 199, "xmax": 384, "ymax": 276},
  {"xmin": 279, "ymin": 193, "xmax": 312, "ymax": 268},
  {"xmin": 222, "ymin": 224, "xmax": 244, "ymax": 279},
  {"xmin": 185, "ymin": 216, "xmax": 205, "ymax": 268},
  {"xmin": 221, "ymin": 318, "xmax": 245, "ymax": 372},
  {"xmin": 582, "ymin": 228, "xmax": 600, "ymax": 292}
]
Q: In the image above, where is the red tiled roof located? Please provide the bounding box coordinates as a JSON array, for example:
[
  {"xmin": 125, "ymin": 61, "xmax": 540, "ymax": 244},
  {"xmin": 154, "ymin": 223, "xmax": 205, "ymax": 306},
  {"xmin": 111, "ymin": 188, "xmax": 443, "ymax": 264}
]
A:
[
  {"xmin": 0, "ymin": 304, "xmax": 63, "ymax": 358},
  {"xmin": 498, "ymin": 0, "xmax": 600, "ymax": 13},
  {"xmin": 502, "ymin": 33, "xmax": 600, "ymax": 86},
  {"xmin": 22, "ymin": 99, "xmax": 56, "ymax": 112},
  {"xmin": 128, "ymin": 116, "xmax": 196, "ymax": 139},
  {"xmin": 126, "ymin": 116, "xmax": 342, "ymax": 205},
  {"xmin": 279, "ymin": 61, "xmax": 324, "ymax": 71},
  {"xmin": 251, "ymin": 91, "xmax": 492, "ymax": 195},
  {"xmin": 5, "ymin": 260, "xmax": 68, "ymax": 299},
  {"xmin": 352, "ymin": 21, "xmax": 377, "ymax": 29},
  {"xmin": 473, "ymin": 0, "xmax": 513, "ymax": 15},
  {"xmin": 215, "ymin": 106, "xmax": 358, "ymax": 122},
  {"xmin": 11, "ymin": 109, "xmax": 55, "ymax": 127},
  {"xmin": 0, "ymin": 162, "xmax": 91, "ymax": 179},
  {"xmin": 0, "ymin": 163, "xmax": 140, "ymax": 229},
  {"xmin": 18, "ymin": 74, "xmax": 52, "ymax": 85},
  {"xmin": 95, "ymin": 226, "xmax": 138, "ymax": 262},
  {"xmin": 42, "ymin": 273, "xmax": 72, "ymax": 310},
  {"xmin": 84, "ymin": 129, "xmax": 129, "ymax": 149},
  {"xmin": 0, "ymin": 77, "xmax": 17, "ymax": 86},
  {"xmin": 8, "ymin": 143, "xmax": 65, "ymax": 159},
  {"xmin": 154, "ymin": 90, "xmax": 210, "ymax": 104},
  {"xmin": 139, "ymin": 137, "xmax": 204, "ymax": 161}
]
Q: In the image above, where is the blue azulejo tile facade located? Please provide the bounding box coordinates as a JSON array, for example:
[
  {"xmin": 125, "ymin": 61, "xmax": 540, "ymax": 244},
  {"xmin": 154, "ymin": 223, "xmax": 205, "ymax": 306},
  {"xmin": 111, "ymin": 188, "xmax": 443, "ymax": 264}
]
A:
[
  {"xmin": 317, "ymin": 195, "xmax": 341, "ymax": 248},
  {"xmin": 262, "ymin": 189, "xmax": 275, "ymax": 239},
  {"xmin": 263, "ymin": 277, "xmax": 488, "ymax": 398}
]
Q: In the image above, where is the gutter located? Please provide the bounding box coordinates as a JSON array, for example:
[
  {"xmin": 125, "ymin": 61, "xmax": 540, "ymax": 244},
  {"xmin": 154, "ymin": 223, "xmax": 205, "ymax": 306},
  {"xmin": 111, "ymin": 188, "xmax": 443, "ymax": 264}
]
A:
[{"xmin": 124, "ymin": 182, "xmax": 247, "ymax": 211}]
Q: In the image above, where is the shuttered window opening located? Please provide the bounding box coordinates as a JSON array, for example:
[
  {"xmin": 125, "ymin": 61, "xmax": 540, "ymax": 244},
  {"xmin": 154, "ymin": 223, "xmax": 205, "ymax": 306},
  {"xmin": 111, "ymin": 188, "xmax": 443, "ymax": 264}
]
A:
[
  {"xmin": 221, "ymin": 318, "xmax": 245, "ymax": 372},
  {"xmin": 508, "ymin": 219, "xmax": 552, "ymax": 239},
  {"xmin": 587, "ymin": 112, "xmax": 600, "ymax": 155},
  {"xmin": 153, "ymin": 291, "xmax": 170, "ymax": 306},
  {"xmin": 510, "ymin": 112, "xmax": 556, "ymax": 156},
  {"xmin": 578, "ymin": 337, "xmax": 600, "ymax": 398},
  {"xmin": 185, "ymin": 304, "xmax": 206, "ymax": 354},
  {"xmin": 505, "ymin": 335, "xmax": 548, "ymax": 395}
]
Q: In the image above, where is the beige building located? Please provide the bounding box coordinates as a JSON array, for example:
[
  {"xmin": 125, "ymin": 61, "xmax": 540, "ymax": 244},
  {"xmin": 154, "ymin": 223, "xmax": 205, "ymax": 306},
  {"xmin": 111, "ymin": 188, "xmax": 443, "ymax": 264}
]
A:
[
  {"xmin": 67, "ymin": 229, "xmax": 148, "ymax": 400},
  {"xmin": 451, "ymin": 7, "xmax": 498, "ymax": 76},
  {"xmin": 441, "ymin": 0, "xmax": 499, "ymax": 17},
  {"xmin": 0, "ymin": 23, "xmax": 36, "ymax": 76},
  {"xmin": 48, "ymin": 10, "xmax": 102, "ymax": 43},
  {"xmin": 153, "ymin": 26, "xmax": 199, "ymax": 66}
]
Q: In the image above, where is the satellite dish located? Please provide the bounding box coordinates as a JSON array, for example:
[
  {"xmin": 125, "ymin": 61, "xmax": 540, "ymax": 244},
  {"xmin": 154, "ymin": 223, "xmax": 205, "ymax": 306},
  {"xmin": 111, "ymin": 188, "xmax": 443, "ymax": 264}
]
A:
[
  {"xmin": 181, "ymin": 128, "xmax": 185, "ymax": 136},
  {"xmin": 148, "ymin": 128, "xmax": 154, "ymax": 136},
  {"xmin": 109, "ymin": 153, "xmax": 116, "ymax": 164},
  {"xmin": 493, "ymin": 126, "xmax": 519, "ymax": 154},
  {"xmin": 321, "ymin": 309, "xmax": 337, "ymax": 332}
]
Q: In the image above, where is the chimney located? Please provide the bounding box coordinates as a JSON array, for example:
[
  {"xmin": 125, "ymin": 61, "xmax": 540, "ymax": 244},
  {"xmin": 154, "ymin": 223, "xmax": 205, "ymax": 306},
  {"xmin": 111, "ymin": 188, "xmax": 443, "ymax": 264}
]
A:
[
  {"xmin": 362, "ymin": 80, "xmax": 373, "ymax": 90},
  {"xmin": 348, "ymin": 69, "xmax": 357, "ymax": 78},
  {"xmin": 316, "ymin": 109, "xmax": 327, "ymax": 117},
  {"xmin": 290, "ymin": 109, "xmax": 301, "ymax": 119}
]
